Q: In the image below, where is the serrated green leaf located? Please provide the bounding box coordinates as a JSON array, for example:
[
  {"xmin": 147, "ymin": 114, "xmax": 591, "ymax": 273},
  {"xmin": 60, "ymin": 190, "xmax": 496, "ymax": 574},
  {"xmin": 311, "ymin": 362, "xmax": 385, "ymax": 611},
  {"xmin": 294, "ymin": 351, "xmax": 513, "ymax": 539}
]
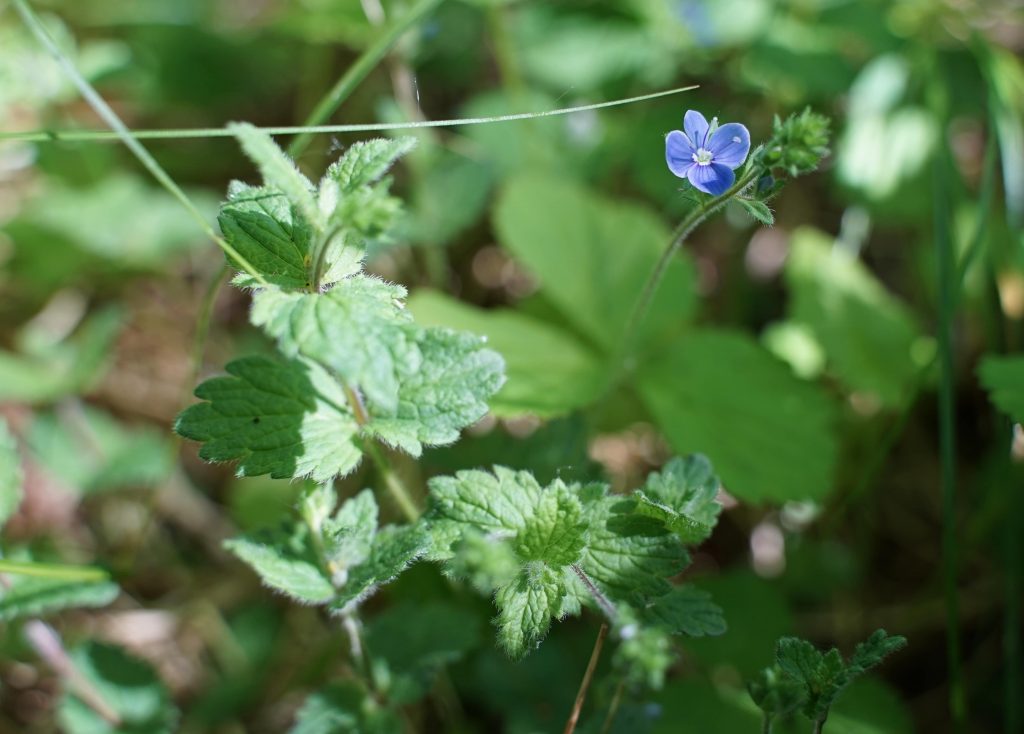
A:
[
  {"xmin": 643, "ymin": 585, "xmax": 726, "ymax": 637},
  {"xmin": 58, "ymin": 642, "xmax": 178, "ymax": 734},
  {"xmin": 847, "ymin": 629, "xmax": 907, "ymax": 674},
  {"xmin": 428, "ymin": 466, "xmax": 544, "ymax": 535},
  {"xmin": 364, "ymin": 327, "xmax": 505, "ymax": 456},
  {"xmin": 175, "ymin": 355, "xmax": 362, "ymax": 483},
  {"xmin": 739, "ymin": 198, "xmax": 775, "ymax": 225},
  {"xmin": 321, "ymin": 138, "xmax": 417, "ymax": 196},
  {"xmin": 230, "ymin": 122, "xmax": 322, "ymax": 232},
  {"xmin": 577, "ymin": 486, "xmax": 688, "ymax": 604},
  {"xmin": 409, "ymin": 290, "xmax": 606, "ymax": 417},
  {"xmin": 494, "ymin": 175, "xmax": 697, "ymax": 354},
  {"xmin": 323, "ymin": 489, "xmax": 377, "ymax": 570},
  {"xmin": 250, "ymin": 278, "xmax": 414, "ymax": 415},
  {"xmin": 495, "ymin": 562, "xmax": 566, "ymax": 659},
  {"xmin": 637, "ymin": 329, "xmax": 838, "ymax": 503},
  {"xmin": 330, "ymin": 523, "xmax": 430, "ymax": 612},
  {"xmin": 438, "ymin": 528, "xmax": 520, "ymax": 592},
  {"xmin": 0, "ymin": 419, "xmax": 23, "ymax": 528},
  {"xmin": 0, "ymin": 573, "xmax": 119, "ymax": 621},
  {"xmin": 978, "ymin": 355, "xmax": 1024, "ymax": 422},
  {"xmin": 786, "ymin": 228, "xmax": 926, "ymax": 406},
  {"xmin": 633, "ymin": 455, "xmax": 721, "ymax": 544},
  {"xmin": 218, "ymin": 183, "xmax": 313, "ymax": 289},
  {"xmin": 224, "ymin": 523, "xmax": 335, "ymax": 605},
  {"xmin": 514, "ymin": 481, "xmax": 586, "ymax": 567},
  {"xmin": 775, "ymin": 637, "xmax": 850, "ymax": 722}
]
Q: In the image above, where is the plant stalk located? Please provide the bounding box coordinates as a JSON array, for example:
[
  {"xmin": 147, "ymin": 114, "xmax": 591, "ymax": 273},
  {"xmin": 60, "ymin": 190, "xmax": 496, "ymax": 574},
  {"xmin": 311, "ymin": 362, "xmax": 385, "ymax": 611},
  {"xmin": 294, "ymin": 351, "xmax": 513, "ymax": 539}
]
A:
[
  {"xmin": 563, "ymin": 623, "xmax": 610, "ymax": 734},
  {"xmin": 571, "ymin": 564, "xmax": 617, "ymax": 622}
]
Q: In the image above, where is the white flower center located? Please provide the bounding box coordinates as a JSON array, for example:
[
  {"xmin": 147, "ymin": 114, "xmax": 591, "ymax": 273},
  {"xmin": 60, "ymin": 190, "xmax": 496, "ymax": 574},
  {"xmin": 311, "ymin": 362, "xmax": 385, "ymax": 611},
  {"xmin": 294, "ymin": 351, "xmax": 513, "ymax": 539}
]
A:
[{"xmin": 692, "ymin": 147, "xmax": 714, "ymax": 166}]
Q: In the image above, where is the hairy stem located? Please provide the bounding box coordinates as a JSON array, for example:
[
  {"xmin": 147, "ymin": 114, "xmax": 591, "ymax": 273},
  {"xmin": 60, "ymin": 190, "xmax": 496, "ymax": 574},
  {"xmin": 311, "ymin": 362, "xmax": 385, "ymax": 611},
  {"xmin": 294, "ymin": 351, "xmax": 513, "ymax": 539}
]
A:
[
  {"xmin": 11, "ymin": 0, "xmax": 268, "ymax": 287},
  {"xmin": 563, "ymin": 623, "xmax": 609, "ymax": 734},
  {"xmin": 287, "ymin": 0, "xmax": 444, "ymax": 159},
  {"xmin": 619, "ymin": 167, "xmax": 760, "ymax": 365},
  {"xmin": 0, "ymin": 559, "xmax": 110, "ymax": 582},
  {"xmin": 341, "ymin": 383, "xmax": 421, "ymax": 522},
  {"xmin": 571, "ymin": 564, "xmax": 617, "ymax": 622}
]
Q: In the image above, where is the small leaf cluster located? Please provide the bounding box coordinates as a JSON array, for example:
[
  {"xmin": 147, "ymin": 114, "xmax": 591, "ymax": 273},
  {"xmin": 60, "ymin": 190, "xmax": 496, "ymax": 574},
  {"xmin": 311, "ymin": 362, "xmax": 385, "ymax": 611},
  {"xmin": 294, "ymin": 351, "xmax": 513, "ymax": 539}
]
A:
[
  {"xmin": 175, "ymin": 127, "xmax": 505, "ymax": 483},
  {"xmin": 427, "ymin": 455, "xmax": 726, "ymax": 685},
  {"xmin": 225, "ymin": 484, "xmax": 428, "ymax": 614},
  {"xmin": 758, "ymin": 108, "xmax": 832, "ymax": 178},
  {"xmin": 749, "ymin": 629, "xmax": 907, "ymax": 732}
]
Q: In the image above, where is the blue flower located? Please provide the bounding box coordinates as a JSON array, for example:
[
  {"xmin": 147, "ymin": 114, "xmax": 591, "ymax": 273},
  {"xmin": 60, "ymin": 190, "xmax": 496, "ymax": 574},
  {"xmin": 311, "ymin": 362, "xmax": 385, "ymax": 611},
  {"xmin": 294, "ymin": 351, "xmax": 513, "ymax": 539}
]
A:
[{"xmin": 665, "ymin": 110, "xmax": 751, "ymax": 196}]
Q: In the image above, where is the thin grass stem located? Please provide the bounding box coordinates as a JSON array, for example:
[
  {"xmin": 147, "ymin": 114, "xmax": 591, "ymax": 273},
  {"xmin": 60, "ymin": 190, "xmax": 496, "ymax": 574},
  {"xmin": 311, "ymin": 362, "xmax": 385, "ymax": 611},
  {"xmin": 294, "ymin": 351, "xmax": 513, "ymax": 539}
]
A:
[
  {"xmin": 0, "ymin": 559, "xmax": 110, "ymax": 582},
  {"xmin": 563, "ymin": 623, "xmax": 610, "ymax": 734}
]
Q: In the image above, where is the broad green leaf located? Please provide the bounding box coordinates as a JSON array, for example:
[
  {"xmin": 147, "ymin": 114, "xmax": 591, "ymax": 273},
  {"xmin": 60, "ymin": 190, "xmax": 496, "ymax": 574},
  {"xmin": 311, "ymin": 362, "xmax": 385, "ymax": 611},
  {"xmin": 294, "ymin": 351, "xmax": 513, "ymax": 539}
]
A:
[
  {"xmin": 175, "ymin": 355, "xmax": 362, "ymax": 483},
  {"xmin": 786, "ymin": 228, "xmax": 925, "ymax": 406},
  {"xmin": 250, "ymin": 278, "xmax": 414, "ymax": 415},
  {"xmin": 365, "ymin": 600, "xmax": 482, "ymax": 704},
  {"xmin": 330, "ymin": 523, "xmax": 430, "ymax": 612},
  {"xmin": 290, "ymin": 681, "xmax": 401, "ymax": 734},
  {"xmin": 27, "ymin": 406, "xmax": 170, "ymax": 495},
  {"xmin": 218, "ymin": 183, "xmax": 313, "ymax": 289},
  {"xmin": 577, "ymin": 485, "xmax": 688, "ymax": 604},
  {"xmin": 633, "ymin": 455, "xmax": 721, "ymax": 544},
  {"xmin": 494, "ymin": 175, "xmax": 696, "ymax": 354},
  {"xmin": 978, "ymin": 355, "xmax": 1024, "ymax": 422},
  {"xmin": 0, "ymin": 419, "xmax": 23, "ymax": 528},
  {"xmin": 495, "ymin": 562, "xmax": 566, "ymax": 659},
  {"xmin": 428, "ymin": 466, "xmax": 544, "ymax": 535},
  {"xmin": 514, "ymin": 481, "xmax": 586, "ymax": 567},
  {"xmin": 409, "ymin": 290, "xmax": 606, "ymax": 417},
  {"xmin": 637, "ymin": 329, "xmax": 838, "ymax": 503},
  {"xmin": 364, "ymin": 327, "xmax": 505, "ymax": 456},
  {"xmin": 643, "ymin": 585, "xmax": 726, "ymax": 637},
  {"xmin": 0, "ymin": 307, "xmax": 121, "ymax": 404},
  {"xmin": 230, "ymin": 122, "xmax": 322, "ymax": 231},
  {"xmin": 58, "ymin": 642, "xmax": 177, "ymax": 734},
  {"xmin": 224, "ymin": 524, "xmax": 335, "ymax": 605},
  {"xmin": 0, "ymin": 573, "xmax": 119, "ymax": 621}
]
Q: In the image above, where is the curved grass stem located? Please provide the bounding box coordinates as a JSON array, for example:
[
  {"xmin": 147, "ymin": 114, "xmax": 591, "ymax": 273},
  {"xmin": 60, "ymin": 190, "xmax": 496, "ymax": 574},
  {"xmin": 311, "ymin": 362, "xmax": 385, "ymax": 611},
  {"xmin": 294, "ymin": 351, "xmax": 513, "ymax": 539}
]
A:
[{"xmin": 563, "ymin": 623, "xmax": 609, "ymax": 734}]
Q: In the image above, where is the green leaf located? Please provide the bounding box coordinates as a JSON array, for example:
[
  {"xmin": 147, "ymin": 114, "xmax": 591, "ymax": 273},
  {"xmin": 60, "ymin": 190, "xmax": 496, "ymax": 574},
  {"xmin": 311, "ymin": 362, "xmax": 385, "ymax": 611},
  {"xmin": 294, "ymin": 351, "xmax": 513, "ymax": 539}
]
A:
[
  {"xmin": 786, "ymin": 227, "xmax": 926, "ymax": 406},
  {"xmin": 978, "ymin": 354, "xmax": 1024, "ymax": 422},
  {"xmin": 363, "ymin": 327, "xmax": 505, "ymax": 456},
  {"xmin": 514, "ymin": 481, "xmax": 586, "ymax": 567},
  {"xmin": 847, "ymin": 629, "xmax": 907, "ymax": 675},
  {"xmin": 0, "ymin": 572, "xmax": 119, "ymax": 621},
  {"xmin": 58, "ymin": 642, "xmax": 178, "ymax": 734},
  {"xmin": 321, "ymin": 137, "xmax": 417, "ymax": 196},
  {"xmin": 748, "ymin": 665, "xmax": 806, "ymax": 721},
  {"xmin": 290, "ymin": 681, "xmax": 401, "ymax": 734},
  {"xmin": 428, "ymin": 466, "xmax": 544, "ymax": 535},
  {"xmin": 224, "ymin": 524, "xmax": 335, "ymax": 605},
  {"xmin": 643, "ymin": 585, "xmax": 726, "ymax": 637},
  {"xmin": 637, "ymin": 329, "xmax": 838, "ymax": 503},
  {"xmin": 494, "ymin": 175, "xmax": 697, "ymax": 354},
  {"xmin": 577, "ymin": 485, "xmax": 688, "ymax": 604},
  {"xmin": 330, "ymin": 523, "xmax": 430, "ymax": 612},
  {"xmin": 739, "ymin": 198, "xmax": 775, "ymax": 225},
  {"xmin": 218, "ymin": 183, "xmax": 313, "ymax": 289},
  {"xmin": 230, "ymin": 122, "xmax": 322, "ymax": 231},
  {"xmin": 0, "ymin": 419, "xmax": 23, "ymax": 528},
  {"xmin": 633, "ymin": 455, "xmax": 721, "ymax": 544},
  {"xmin": 776, "ymin": 637, "xmax": 845, "ymax": 721},
  {"xmin": 495, "ymin": 562, "xmax": 567, "ymax": 659},
  {"xmin": 438, "ymin": 527, "xmax": 520, "ymax": 592},
  {"xmin": 365, "ymin": 600, "xmax": 482, "ymax": 704},
  {"xmin": 409, "ymin": 290, "xmax": 606, "ymax": 417},
  {"xmin": 322, "ymin": 489, "xmax": 377, "ymax": 571},
  {"xmin": 175, "ymin": 355, "xmax": 362, "ymax": 483},
  {"xmin": 250, "ymin": 278, "xmax": 414, "ymax": 415}
]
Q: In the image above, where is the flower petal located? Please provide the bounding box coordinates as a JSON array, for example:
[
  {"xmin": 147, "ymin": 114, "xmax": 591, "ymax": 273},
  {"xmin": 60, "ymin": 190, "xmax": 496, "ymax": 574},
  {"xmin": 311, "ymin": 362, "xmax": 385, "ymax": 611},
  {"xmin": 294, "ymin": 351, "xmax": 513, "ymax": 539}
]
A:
[
  {"xmin": 687, "ymin": 162, "xmax": 735, "ymax": 196},
  {"xmin": 683, "ymin": 110, "xmax": 710, "ymax": 149},
  {"xmin": 665, "ymin": 130, "xmax": 696, "ymax": 178},
  {"xmin": 706, "ymin": 122, "xmax": 751, "ymax": 169}
]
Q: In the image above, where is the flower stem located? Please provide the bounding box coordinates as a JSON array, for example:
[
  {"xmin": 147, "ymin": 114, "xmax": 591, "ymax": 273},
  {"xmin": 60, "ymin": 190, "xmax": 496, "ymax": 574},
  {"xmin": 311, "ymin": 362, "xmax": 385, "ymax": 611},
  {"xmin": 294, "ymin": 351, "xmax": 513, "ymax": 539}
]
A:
[
  {"xmin": 563, "ymin": 622, "xmax": 609, "ymax": 734},
  {"xmin": 0, "ymin": 559, "xmax": 110, "ymax": 582},
  {"xmin": 10, "ymin": 0, "xmax": 268, "ymax": 287},
  {"xmin": 571, "ymin": 564, "xmax": 618, "ymax": 622},
  {"xmin": 619, "ymin": 167, "xmax": 761, "ymax": 366}
]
